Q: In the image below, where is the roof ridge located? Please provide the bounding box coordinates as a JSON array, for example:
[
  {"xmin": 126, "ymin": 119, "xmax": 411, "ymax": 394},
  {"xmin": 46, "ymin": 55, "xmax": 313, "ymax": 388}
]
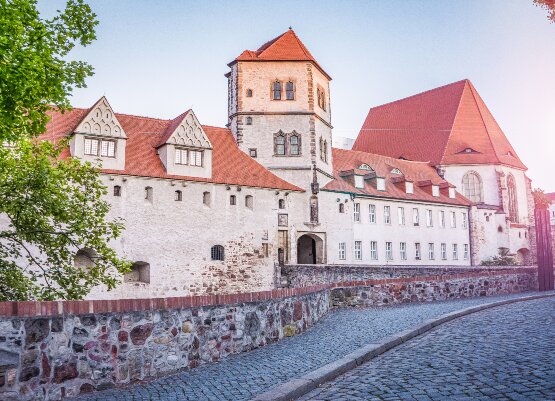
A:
[
  {"xmin": 371, "ymin": 79, "xmax": 469, "ymax": 111},
  {"xmin": 289, "ymin": 29, "xmax": 311, "ymax": 59},
  {"xmin": 256, "ymin": 31, "xmax": 289, "ymax": 56},
  {"xmin": 334, "ymin": 147, "xmax": 434, "ymax": 166}
]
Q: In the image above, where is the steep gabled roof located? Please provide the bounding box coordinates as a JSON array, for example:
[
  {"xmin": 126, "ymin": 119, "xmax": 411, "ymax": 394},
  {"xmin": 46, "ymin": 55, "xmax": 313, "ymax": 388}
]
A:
[
  {"xmin": 323, "ymin": 148, "xmax": 470, "ymax": 207},
  {"xmin": 42, "ymin": 108, "xmax": 302, "ymax": 192},
  {"xmin": 352, "ymin": 79, "xmax": 526, "ymax": 170},
  {"xmin": 230, "ymin": 29, "xmax": 331, "ymax": 80}
]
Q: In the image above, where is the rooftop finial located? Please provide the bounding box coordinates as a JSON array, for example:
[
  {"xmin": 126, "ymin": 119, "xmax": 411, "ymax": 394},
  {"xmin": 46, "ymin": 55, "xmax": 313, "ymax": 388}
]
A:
[{"xmin": 289, "ymin": 26, "xmax": 292, "ymax": 30}]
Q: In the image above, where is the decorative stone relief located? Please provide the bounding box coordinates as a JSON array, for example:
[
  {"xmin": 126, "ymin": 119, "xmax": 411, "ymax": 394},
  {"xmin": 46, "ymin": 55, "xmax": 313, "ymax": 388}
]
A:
[
  {"xmin": 74, "ymin": 97, "xmax": 127, "ymax": 138},
  {"xmin": 168, "ymin": 112, "xmax": 212, "ymax": 149}
]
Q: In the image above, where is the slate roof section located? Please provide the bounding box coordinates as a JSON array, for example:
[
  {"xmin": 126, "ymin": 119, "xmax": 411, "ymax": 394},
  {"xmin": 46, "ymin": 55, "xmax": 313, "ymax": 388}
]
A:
[
  {"xmin": 352, "ymin": 79, "xmax": 526, "ymax": 170},
  {"xmin": 43, "ymin": 108, "xmax": 302, "ymax": 192},
  {"xmin": 230, "ymin": 29, "xmax": 331, "ymax": 80},
  {"xmin": 324, "ymin": 148, "xmax": 471, "ymax": 206}
]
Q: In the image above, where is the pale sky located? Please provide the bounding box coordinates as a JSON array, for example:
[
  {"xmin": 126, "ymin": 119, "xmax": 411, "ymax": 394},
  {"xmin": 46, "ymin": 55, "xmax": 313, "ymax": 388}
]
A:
[{"xmin": 38, "ymin": 1, "xmax": 555, "ymax": 191}]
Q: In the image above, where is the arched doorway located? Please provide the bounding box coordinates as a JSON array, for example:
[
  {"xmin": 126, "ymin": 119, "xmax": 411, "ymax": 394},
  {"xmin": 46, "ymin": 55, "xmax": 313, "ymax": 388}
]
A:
[
  {"xmin": 515, "ymin": 248, "xmax": 530, "ymax": 266},
  {"xmin": 297, "ymin": 234, "xmax": 324, "ymax": 264}
]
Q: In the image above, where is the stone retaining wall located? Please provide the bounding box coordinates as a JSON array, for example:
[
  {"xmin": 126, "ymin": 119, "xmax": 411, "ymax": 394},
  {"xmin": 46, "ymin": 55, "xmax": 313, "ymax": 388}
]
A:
[
  {"xmin": 281, "ymin": 264, "xmax": 535, "ymax": 288},
  {"xmin": 0, "ymin": 268, "xmax": 538, "ymax": 401}
]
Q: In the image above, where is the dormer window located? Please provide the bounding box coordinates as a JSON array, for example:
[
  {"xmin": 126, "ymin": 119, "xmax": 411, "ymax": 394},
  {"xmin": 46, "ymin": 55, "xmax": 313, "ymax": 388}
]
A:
[
  {"xmin": 449, "ymin": 187, "xmax": 456, "ymax": 199},
  {"xmin": 432, "ymin": 185, "xmax": 440, "ymax": 197},
  {"xmin": 84, "ymin": 137, "xmax": 116, "ymax": 158},
  {"xmin": 189, "ymin": 150, "xmax": 203, "ymax": 167},
  {"xmin": 405, "ymin": 181, "xmax": 414, "ymax": 194},
  {"xmin": 391, "ymin": 168, "xmax": 402, "ymax": 175},
  {"xmin": 272, "ymin": 81, "xmax": 282, "ymax": 100},
  {"xmin": 354, "ymin": 175, "xmax": 364, "ymax": 189},
  {"xmin": 175, "ymin": 148, "xmax": 203, "ymax": 167},
  {"xmin": 359, "ymin": 164, "xmax": 372, "ymax": 171},
  {"xmin": 286, "ymin": 81, "xmax": 295, "ymax": 100},
  {"xmin": 175, "ymin": 148, "xmax": 188, "ymax": 165},
  {"xmin": 377, "ymin": 177, "xmax": 386, "ymax": 191}
]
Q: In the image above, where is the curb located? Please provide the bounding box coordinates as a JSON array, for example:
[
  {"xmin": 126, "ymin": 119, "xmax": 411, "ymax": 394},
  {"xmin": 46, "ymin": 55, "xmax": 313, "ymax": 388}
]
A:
[{"xmin": 250, "ymin": 292, "xmax": 555, "ymax": 401}]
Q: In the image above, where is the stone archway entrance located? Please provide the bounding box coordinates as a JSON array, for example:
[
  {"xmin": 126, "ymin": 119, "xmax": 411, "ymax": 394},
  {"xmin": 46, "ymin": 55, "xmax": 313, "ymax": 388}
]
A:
[{"xmin": 297, "ymin": 234, "xmax": 324, "ymax": 264}]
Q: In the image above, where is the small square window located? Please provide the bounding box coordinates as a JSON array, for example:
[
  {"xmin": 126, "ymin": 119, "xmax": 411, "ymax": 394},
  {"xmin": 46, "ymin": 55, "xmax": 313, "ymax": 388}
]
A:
[
  {"xmin": 249, "ymin": 148, "xmax": 257, "ymax": 158},
  {"xmin": 246, "ymin": 89, "xmax": 253, "ymax": 97}
]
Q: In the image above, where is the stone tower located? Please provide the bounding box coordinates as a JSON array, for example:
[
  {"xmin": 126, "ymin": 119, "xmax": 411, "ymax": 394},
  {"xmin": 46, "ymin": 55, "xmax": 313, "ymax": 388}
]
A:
[{"xmin": 226, "ymin": 29, "xmax": 334, "ymax": 195}]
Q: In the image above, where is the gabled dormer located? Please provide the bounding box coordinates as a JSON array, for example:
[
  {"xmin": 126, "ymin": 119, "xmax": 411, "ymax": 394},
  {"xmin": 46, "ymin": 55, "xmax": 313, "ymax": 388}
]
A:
[
  {"xmin": 70, "ymin": 97, "xmax": 127, "ymax": 170},
  {"xmin": 156, "ymin": 110, "xmax": 212, "ymax": 178}
]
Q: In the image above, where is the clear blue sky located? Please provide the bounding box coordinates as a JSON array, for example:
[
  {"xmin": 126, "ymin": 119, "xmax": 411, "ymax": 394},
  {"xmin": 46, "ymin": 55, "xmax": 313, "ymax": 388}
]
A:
[{"xmin": 38, "ymin": 1, "xmax": 555, "ymax": 191}]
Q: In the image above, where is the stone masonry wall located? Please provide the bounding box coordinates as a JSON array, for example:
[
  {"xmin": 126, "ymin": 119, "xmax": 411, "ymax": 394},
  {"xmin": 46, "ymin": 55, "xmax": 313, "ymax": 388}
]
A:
[
  {"xmin": 0, "ymin": 268, "xmax": 538, "ymax": 401},
  {"xmin": 281, "ymin": 264, "xmax": 534, "ymax": 288}
]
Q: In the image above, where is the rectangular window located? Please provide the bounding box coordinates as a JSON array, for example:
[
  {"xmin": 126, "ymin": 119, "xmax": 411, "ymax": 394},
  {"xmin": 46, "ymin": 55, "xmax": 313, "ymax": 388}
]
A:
[
  {"xmin": 354, "ymin": 241, "xmax": 362, "ymax": 260},
  {"xmin": 463, "ymin": 244, "xmax": 469, "ymax": 260},
  {"xmin": 453, "ymin": 244, "xmax": 458, "ymax": 260},
  {"xmin": 368, "ymin": 204, "xmax": 376, "ymax": 223},
  {"xmin": 413, "ymin": 208, "xmax": 419, "ymax": 226},
  {"xmin": 400, "ymin": 242, "xmax": 407, "ymax": 260},
  {"xmin": 398, "ymin": 207, "xmax": 405, "ymax": 225},
  {"xmin": 84, "ymin": 138, "xmax": 99, "ymax": 156},
  {"xmin": 249, "ymin": 148, "xmax": 257, "ymax": 158},
  {"xmin": 175, "ymin": 148, "xmax": 188, "ymax": 165},
  {"xmin": 384, "ymin": 206, "xmax": 391, "ymax": 224},
  {"xmin": 439, "ymin": 211, "xmax": 445, "ymax": 228},
  {"xmin": 189, "ymin": 150, "xmax": 203, "ymax": 167},
  {"xmin": 450, "ymin": 211, "xmax": 456, "ymax": 228},
  {"xmin": 100, "ymin": 140, "xmax": 116, "ymax": 157},
  {"xmin": 370, "ymin": 241, "xmax": 378, "ymax": 260},
  {"xmin": 377, "ymin": 178, "xmax": 386, "ymax": 191},
  {"xmin": 354, "ymin": 175, "xmax": 364, "ymax": 188},
  {"xmin": 441, "ymin": 243, "xmax": 447, "ymax": 260},
  {"xmin": 338, "ymin": 242, "xmax": 346, "ymax": 260},
  {"xmin": 428, "ymin": 243, "xmax": 435, "ymax": 260},
  {"xmin": 415, "ymin": 243, "xmax": 421, "ymax": 260},
  {"xmin": 405, "ymin": 181, "xmax": 414, "ymax": 194},
  {"xmin": 354, "ymin": 203, "xmax": 361, "ymax": 222},
  {"xmin": 385, "ymin": 242, "xmax": 393, "ymax": 260},
  {"xmin": 432, "ymin": 185, "xmax": 440, "ymax": 197},
  {"xmin": 426, "ymin": 209, "xmax": 433, "ymax": 227},
  {"xmin": 462, "ymin": 212, "xmax": 468, "ymax": 229}
]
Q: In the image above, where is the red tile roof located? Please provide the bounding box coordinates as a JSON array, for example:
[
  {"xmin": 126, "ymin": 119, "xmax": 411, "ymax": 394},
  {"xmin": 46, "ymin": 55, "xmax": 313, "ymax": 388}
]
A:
[
  {"xmin": 324, "ymin": 148, "xmax": 471, "ymax": 206},
  {"xmin": 352, "ymin": 79, "xmax": 526, "ymax": 170},
  {"xmin": 230, "ymin": 29, "xmax": 331, "ymax": 80},
  {"xmin": 546, "ymin": 192, "xmax": 555, "ymax": 202},
  {"xmin": 42, "ymin": 108, "xmax": 302, "ymax": 192}
]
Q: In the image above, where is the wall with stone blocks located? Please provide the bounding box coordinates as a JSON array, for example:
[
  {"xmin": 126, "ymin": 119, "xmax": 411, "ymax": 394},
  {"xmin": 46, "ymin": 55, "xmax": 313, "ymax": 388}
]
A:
[
  {"xmin": 281, "ymin": 264, "xmax": 536, "ymax": 288},
  {"xmin": 0, "ymin": 268, "xmax": 538, "ymax": 401}
]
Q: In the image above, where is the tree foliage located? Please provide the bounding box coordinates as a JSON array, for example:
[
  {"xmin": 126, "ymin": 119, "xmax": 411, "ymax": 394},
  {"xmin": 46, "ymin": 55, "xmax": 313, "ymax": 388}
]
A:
[
  {"xmin": 480, "ymin": 248, "xmax": 516, "ymax": 266},
  {"xmin": 0, "ymin": 0, "xmax": 130, "ymax": 301},
  {"xmin": 532, "ymin": 188, "xmax": 551, "ymax": 209},
  {"xmin": 534, "ymin": 0, "xmax": 555, "ymax": 23}
]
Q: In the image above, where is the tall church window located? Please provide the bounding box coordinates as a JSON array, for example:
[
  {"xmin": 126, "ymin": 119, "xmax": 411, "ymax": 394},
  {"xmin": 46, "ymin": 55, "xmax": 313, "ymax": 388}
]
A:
[
  {"xmin": 462, "ymin": 171, "xmax": 483, "ymax": 203},
  {"xmin": 507, "ymin": 174, "xmax": 519, "ymax": 223},
  {"xmin": 290, "ymin": 134, "xmax": 300, "ymax": 155},
  {"xmin": 275, "ymin": 134, "xmax": 286, "ymax": 155},
  {"xmin": 273, "ymin": 81, "xmax": 282, "ymax": 100},
  {"xmin": 286, "ymin": 81, "xmax": 295, "ymax": 100}
]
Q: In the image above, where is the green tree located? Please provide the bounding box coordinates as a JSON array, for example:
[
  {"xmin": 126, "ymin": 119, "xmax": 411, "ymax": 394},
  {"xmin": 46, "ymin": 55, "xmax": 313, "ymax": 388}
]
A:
[{"xmin": 0, "ymin": 0, "xmax": 130, "ymax": 300}]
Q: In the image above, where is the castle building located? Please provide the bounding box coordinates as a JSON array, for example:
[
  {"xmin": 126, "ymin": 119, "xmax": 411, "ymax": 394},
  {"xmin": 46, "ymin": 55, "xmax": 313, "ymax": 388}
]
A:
[{"xmin": 36, "ymin": 30, "xmax": 531, "ymax": 299}]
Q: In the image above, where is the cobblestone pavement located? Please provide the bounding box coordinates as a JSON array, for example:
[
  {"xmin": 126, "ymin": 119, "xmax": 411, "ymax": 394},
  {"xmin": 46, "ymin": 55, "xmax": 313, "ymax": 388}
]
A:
[
  {"xmin": 300, "ymin": 297, "xmax": 555, "ymax": 401},
  {"xmin": 72, "ymin": 293, "xmax": 545, "ymax": 401}
]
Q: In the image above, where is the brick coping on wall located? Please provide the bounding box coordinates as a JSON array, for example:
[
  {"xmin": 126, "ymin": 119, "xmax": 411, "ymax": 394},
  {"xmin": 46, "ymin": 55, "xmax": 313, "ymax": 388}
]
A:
[{"xmin": 0, "ymin": 267, "xmax": 537, "ymax": 318}]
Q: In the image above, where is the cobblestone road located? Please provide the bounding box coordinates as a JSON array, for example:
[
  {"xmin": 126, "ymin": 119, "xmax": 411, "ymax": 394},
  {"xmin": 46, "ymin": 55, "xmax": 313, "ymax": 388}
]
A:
[
  {"xmin": 72, "ymin": 293, "xmax": 548, "ymax": 401},
  {"xmin": 300, "ymin": 297, "xmax": 555, "ymax": 401}
]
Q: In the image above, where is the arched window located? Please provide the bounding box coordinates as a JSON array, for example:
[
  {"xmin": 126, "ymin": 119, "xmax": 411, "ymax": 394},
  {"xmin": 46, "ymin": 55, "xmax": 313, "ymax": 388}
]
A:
[
  {"xmin": 391, "ymin": 168, "xmax": 402, "ymax": 175},
  {"xmin": 174, "ymin": 190, "xmax": 182, "ymax": 201},
  {"xmin": 144, "ymin": 186, "xmax": 153, "ymax": 202},
  {"xmin": 74, "ymin": 248, "xmax": 96, "ymax": 269},
  {"xmin": 275, "ymin": 134, "xmax": 286, "ymax": 155},
  {"xmin": 461, "ymin": 171, "xmax": 483, "ymax": 203},
  {"xmin": 272, "ymin": 81, "xmax": 282, "ymax": 100},
  {"xmin": 321, "ymin": 89, "xmax": 326, "ymax": 110},
  {"xmin": 113, "ymin": 185, "xmax": 121, "ymax": 197},
  {"xmin": 211, "ymin": 245, "xmax": 224, "ymax": 261},
  {"xmin": 507, "ymin": 174, "xmax": 519, "ymax": 223},
  {"xmin": 246, "ymin": 116, "xmax": 252, "ymax": 125},
  {"xmin": 245, "ymin": 195, "xmax": 253, "ymax": 209},
  {"xmin": 323, "ymin": 140, "xmax": 328, "ymax": 162},
  {"xmin": 230, "ymin": 195, "xmax": 236, "ymax": 205},
  {"xmin": 289, "ymin": 134, "xmax": 300, "ymax": 155},
  {"xmin": 286, "ymin": 81, "xmax": 294, "ymax": 100},
  {"xmin": 278, "ymin": 199, "xmax": 285, "ymax": 209},
  {"xmin": 317, "ymin": 88, "xmax": 321, "ymax": 107},
  {"xmin": 246, "ymin": 89, "xmax": 253, "ymax": 97}
]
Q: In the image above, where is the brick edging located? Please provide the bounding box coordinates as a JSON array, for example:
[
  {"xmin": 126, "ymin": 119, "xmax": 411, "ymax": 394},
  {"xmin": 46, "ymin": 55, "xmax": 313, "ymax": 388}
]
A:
[
  {"xmin": 0, "ymin": 268, "xmax": 537, "ymax": 317},
  {"xmin": 250, "ymin": 292, "xmax": 555, "ymax": 401}
]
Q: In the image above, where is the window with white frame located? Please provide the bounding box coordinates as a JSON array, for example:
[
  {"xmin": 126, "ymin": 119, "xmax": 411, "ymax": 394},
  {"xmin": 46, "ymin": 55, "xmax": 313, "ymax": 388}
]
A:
[
  {"xmin": 189, "ymin": 150, "xmax": 203, "ymax": 166},
  {"xmin": 406, "ymin": 181, "xmax": 414, "ymax": 194},
  {"xmin": 354, "ymin": 241, "xmax": 362, "ymax": 260},
  {"xmin": 452, "ymin": 244, "xmax": 458, "ymax": 260},
  {"xmin": 438, "ymin": 210, "xmax": 444, "ymax": 228},
  {"xmin": 84, "ymin": 137, "xmax": 115, "ymax": 157},
  {"xmin": 354, "ymin": 175, "xmax": 364, "ymax": 189},
  {"xmin": 415, "ymin": 243, "xmax": 421, "ymax": 260},
  {"xmin": 450, "ymin": 211, "xmax": 456, "ymax": 228},
  {"xmin": 384, "ymin": 206, "xmax": 391, "ymax": 224},
  {"xmin": 463, "ymin": 244, "xmax": 469, "ymax": 260},
  {"xmin": 398, "ymin": 207, "xmax": 405, "ymax": 225},
  {"xmin": 354, "ymin": 203, "xmax": 361, "ymax": 222},
  {"xmin": 432, "ymin": 185, "xmax": 440, "ymax": 197},
  {"xmin": 428, "ymin": 243, "xmax": 435, "ymax": 260},
  {"xmin": 175, "ymin": 148, "xmax": 188, "ymax": 165},
  {"xmin": 462, "ymin": 212, "xmax": 468, "ymax": 229},
  {"xmin": 370, "ymin": 241, "xmax": 378, "ymax": 260},
  {"xmin": 386, "ymin": 242, "xmax": 393, "ymax": 260},
  {"xmin": 400, "ymin": 242, "xmax": 407, "ymax": 260},
  {"xmin": 441, "ymin": 243, "xmax": 447, "ymax": 260},
  {"xmin": 377, "ymin": 178, "xmax": 386, "ymax": 191},
  {"xmin": 413, "ymin": 208, "xmax": 419, "ymax": 226},
  {"xmin": 338, "ymin": 242, "xmax": 346, "ymax": 260},
  {"xmin": 369, "ymin": 204, "xmax": 376, "ymax": 223},
  {"xmin": 100, "ymin": 139, "xmax": 116, "ymax": 157},
  {"xmin": 426, "ymin": 209, "xmax": 433, "ymax": 227}
]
